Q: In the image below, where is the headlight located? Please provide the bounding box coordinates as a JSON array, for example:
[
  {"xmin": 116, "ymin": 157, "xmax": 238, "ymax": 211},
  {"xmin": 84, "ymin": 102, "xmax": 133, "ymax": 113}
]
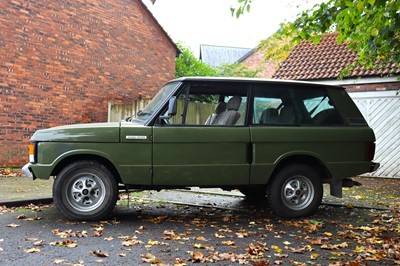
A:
[{"xmin": 29, "ymin": 143, "xmax": 36, "ymax": 163}]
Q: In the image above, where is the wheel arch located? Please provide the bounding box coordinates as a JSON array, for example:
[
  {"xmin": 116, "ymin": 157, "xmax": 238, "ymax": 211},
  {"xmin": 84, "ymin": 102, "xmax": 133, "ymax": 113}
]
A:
[
  {"xmin": 268, "ymin": 153, "xmax": 331, "ymax": 186},
  {"xmin": 51, "ymin": 154, "xmax": 122, "ymax": 184}
]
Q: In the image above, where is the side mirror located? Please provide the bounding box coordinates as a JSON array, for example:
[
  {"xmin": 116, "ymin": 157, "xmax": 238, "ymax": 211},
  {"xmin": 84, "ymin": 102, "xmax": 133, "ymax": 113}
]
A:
[
  {"xmin": 159, "ymin": 96, "xmax": 177, "ymax": 121},
  {"xmin": 167, "ymin": 96, "xmax": 177, "ymax": 116}
]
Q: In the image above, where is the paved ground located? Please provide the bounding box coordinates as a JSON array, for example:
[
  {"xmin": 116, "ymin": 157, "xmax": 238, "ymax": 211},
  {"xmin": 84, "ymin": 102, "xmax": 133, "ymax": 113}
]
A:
[
  {"xmin": 0, "ymin": 170, "xmax": 399, "ymax": 265},
  {"xmin": 1, "ymin": 172, "xmax": 400, "ymax": 210},
  {"xmin": 0, "ymin": 190, "xmax": 399, "ymax": 265}
]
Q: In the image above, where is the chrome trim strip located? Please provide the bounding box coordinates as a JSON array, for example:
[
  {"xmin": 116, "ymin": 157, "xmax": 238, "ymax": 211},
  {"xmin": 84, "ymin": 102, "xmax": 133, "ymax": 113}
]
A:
[{"xmin": 126, "ymin": 135, "xmax": 147, "ymax": 140}]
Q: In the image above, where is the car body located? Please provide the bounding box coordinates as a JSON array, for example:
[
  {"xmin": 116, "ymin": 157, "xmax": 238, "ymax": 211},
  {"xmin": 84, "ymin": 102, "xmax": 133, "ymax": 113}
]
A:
[{"xmin": 22, "ymin": 77, "xmax": 379, "ymax": 220}]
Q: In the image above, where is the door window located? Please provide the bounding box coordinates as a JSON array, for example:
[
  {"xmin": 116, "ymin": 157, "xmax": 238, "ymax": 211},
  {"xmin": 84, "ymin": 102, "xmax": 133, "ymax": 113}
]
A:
[{"xmin": 165, "ymin": 83, "xmax": 248, "ymax": 126}]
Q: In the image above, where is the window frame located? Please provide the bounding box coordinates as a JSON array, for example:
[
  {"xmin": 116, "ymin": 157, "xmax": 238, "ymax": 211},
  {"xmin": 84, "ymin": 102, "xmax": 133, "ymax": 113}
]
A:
[{"xmin": 157, "ymin": 81, "xmax": 251, "ymax": 127}]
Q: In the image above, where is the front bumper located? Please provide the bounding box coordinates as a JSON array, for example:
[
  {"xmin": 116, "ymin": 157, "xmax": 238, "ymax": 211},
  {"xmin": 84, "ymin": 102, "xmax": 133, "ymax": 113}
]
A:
[{"xmin": 22, "ymin": 163, "xmax": 35, "ymax": 180}]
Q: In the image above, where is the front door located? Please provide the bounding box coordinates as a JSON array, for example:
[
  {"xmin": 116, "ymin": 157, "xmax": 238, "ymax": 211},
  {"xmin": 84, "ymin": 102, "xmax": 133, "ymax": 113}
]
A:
[{"xmin": 152, "ymin": 81, "xmax": 251, "ymax": 186}]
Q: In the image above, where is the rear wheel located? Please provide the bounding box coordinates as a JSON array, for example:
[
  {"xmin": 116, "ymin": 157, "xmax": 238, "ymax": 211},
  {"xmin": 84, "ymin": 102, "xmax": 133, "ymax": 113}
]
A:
[
  {"xmin": 53, "ymin": 160, "xmax": 118, "ymax": 221},
  {"xmin": 267, "ymin": 164, "xmax": 322, "ymax": 218}
]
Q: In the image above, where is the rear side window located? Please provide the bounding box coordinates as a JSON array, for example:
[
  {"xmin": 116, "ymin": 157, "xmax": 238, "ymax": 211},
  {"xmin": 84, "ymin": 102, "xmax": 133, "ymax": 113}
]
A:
[{"xmin": 252, "ymin": 84, "xmax": 345, "ymax": 126}]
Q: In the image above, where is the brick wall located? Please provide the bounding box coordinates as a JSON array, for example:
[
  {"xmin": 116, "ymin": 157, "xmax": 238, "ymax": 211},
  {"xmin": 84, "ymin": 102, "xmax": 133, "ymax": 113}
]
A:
[
  {"xmin": 344, "ymin": 81, "xmax": 400, "ymax": 92},
  {"xmin": 240, "ymin": 48, "xmax": 277, "ymax": 78},
  {"xmin": 0, "ymin": 0, "xmax": 177, "ymax": 166}
]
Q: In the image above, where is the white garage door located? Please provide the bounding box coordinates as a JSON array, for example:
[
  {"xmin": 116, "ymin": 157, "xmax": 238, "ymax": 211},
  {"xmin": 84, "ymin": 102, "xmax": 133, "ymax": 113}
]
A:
[{"xmin": 352, "ymin": 95, "xmax": 400, "ymax": 178}]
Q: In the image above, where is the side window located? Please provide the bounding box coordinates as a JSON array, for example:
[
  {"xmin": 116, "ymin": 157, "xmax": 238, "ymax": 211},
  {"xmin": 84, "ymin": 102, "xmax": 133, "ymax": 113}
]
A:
[
  {"xmin": 252, "ymin": 84, "xmax": 344, "ymax": 126},
  {"xmin": 253, "ymin": 96, "xmax": 282, "ymax": 125},
  {"xmin": 252, "ymin": 85, "xmax": 297, "ymax": 126},
  {"xmin": 166, "ymin": 83, "xmax": 247, "ymax": 126},
  {"xmin": 302, "ymin": 92, "xmax": 344, "ymax": 126}
]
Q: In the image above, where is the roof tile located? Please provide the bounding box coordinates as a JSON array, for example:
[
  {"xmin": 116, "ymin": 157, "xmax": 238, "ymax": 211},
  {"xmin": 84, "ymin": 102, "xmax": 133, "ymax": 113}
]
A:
[{"xmin": 273, "ymin": 33, "xmax": 399, "ymax": 80}]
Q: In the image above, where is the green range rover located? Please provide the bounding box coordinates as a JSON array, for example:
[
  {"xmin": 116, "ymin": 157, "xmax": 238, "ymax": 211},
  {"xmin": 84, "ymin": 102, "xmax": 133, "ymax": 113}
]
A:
[{"xmin": 22, "ymin": 77, "xmax": 379, "ymax": 220}]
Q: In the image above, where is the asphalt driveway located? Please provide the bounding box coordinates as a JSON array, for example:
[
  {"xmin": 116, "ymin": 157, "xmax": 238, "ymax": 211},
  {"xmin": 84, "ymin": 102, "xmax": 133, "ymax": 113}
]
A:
[{"xmin": 0, "ymin": 190, "xmax": 399, "ymax": 265}]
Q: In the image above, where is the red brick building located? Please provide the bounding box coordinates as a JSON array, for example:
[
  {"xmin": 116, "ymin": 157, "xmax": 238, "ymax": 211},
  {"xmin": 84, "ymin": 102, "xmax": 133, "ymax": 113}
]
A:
[
  {"xmin": 239, "ymin": 47, "xmax": 277, "ymax": 78},
  {"xmin": 0, "ymin": 0, "xmax": 178, "ymax": 166}
]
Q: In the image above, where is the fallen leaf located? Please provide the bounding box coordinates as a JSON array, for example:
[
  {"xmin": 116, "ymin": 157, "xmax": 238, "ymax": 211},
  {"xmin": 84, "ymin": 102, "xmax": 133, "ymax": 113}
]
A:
[
  {"xmin": 53, "ymin": 259, "xmax": 66, "ymax": 264},
  {"xmin": 60, "ymin": 239, "xmax": 77, "ymax": 248},
  {"xmin": 141, "ymin": 253, "xmax": 163, "ymax": 264},
  {"xmin": 214, "ymin": 233, "xmax": 225, "ymax": 238},
  {"xmin": 354, "ymin": 246, "xmax": 365, "ymax": 253},
  {"xmin": 274, "ymin": 253, "xmax": 288, "ymax": 258},
  {"xmin": 290, "ymin": 260, "xmax": 305, "ymax": 265},
  {"xmin": 147, "ymin": 216, "xmax": 168, "ymax": 224},
  {"xmin": 6, "ymin": 223, "xmax": 20, "ymax": 228},
  {"xmin": 104, "ymin": 236, "xmax": 113, "ymax": 241},
  {"xmin": 191, "ymin": 250, "xmax": 204, "ymax": 262},
  {"xmin": 121, "ymin": 238, "xmax": 143, "ymax": 246},
  {"xmin": 92, "ymin": 227, "xmax": 103, "ymax": 237},
  {"xmin": 90, "ymin": 250, "xmax": 109, "ymax": 257},
  {"xmin": 196, "ymin": 235, "xmax": 208, "ymax": 241},
  {"xmin": 222, "ymin": 241, "xmax": 235, "ymax": 246},
  {"xmin": 235, "ymin": 232, "xmax": 248, "ymax": 238},
  {"xmin": 309, "ymin": 219, "xmax": 323, "ymax": 226},
  {"xmin": 271, "ymin": 245, "xmax": 282, "ymax": 253},
  {"xmin": 76, "ymin": 231, "xmax": 87, "ymax": 238},
  {"xmin": 119, "ymin": 253, "xmax": 127, "ymax": 257},
  {"xmin": 33, "ymin": 240, "xmax": 45, "ymax": 246},
  {"xmin": 310, "ymin": 253, "xmax": 320, "ymax": 260},
  {"xmin": 51, "ymin": 229, "xmax": 73, "ymax": 238},
  {"xmin": 148, "ymin": 239, "xmax": 160, "ymax": 245},
  {"xmin": 24, "ymin": 237, "xmax": 38, "ymax": 242},
  {"xmin": 25, "ymin": 217, "xmax": 41, "ymax": 221},
  {"xmin": 193, "ymin": 243, "xmax": 205, "ymax": 249},
  {"xmin": 16, "ymin": 214, "xmax": 26, "ymax": 219},
  {"xmin": 25, "ymin": 247, "xmax": 40, "ymax": 253}
]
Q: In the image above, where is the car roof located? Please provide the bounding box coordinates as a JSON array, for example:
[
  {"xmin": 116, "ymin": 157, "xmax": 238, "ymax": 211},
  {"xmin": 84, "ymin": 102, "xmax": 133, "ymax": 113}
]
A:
[{"xmin": 169, "ymin": 77, "xmax": 344, "ymax": 89}]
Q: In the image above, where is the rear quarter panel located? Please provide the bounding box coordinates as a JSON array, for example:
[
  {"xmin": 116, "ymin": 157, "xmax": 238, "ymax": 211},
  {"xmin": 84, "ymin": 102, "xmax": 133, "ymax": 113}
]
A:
[{"xmin": 250, "ymin": 126, "xmax": 375, "ymax": 184}]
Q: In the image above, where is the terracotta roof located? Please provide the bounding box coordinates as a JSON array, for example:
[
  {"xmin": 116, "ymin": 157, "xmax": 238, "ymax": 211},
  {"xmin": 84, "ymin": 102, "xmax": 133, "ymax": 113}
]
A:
[{"xmin": 273, "ymin": 33, "xmax": 400, "ymax": 80}]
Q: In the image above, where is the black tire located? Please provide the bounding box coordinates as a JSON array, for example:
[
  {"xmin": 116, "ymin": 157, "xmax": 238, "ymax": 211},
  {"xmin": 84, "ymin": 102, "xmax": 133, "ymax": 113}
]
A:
[
  {"xmin": 53, "ymin": 160, "xmax": 118, "ymax": 221},
  {"xmin": 267, "ymin": 164, "xmax": 323, "ymax": 218},
  {"xmin": 239, "ymin": 188, "xmax": 266, "ymax": 199}
]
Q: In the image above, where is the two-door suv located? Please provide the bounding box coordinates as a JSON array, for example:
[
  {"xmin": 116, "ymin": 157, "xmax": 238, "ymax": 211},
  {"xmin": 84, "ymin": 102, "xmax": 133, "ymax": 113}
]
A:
[{"xmin": 22, "ymin": 77, "xmax": 379, "ymax": 220}]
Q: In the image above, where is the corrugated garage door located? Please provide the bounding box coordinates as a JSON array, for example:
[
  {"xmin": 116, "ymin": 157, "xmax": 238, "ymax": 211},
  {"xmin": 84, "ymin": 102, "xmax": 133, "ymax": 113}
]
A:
[{"xmin": 352, "ymin": 96, "xmax": 400, "ymax": 178}]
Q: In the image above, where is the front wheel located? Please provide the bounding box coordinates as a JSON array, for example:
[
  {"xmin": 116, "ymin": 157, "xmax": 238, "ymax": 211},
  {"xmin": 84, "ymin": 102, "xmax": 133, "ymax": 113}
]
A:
[
  {"xmin": 53, "ymin": 160, "xmax": 118, "ymax": 221},
  {"xmin": 267, "ymin": 164, "xmax": 322, "ymax": 218}
]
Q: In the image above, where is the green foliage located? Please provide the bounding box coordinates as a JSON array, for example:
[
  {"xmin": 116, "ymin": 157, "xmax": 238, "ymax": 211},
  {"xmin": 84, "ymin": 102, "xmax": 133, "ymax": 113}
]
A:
[
  {"xmin": 282, "ymin": 0, "xmax": 400, "ymax": 72},
  {"xmin": 175, "ymin": 43, "xmax": 259, "ymax": 78},
  {"xmin": 230, "ymin": 0, "xmax": 253, "ymax": 18},
  {"xmin": 175, "ymin": 44, "xmax": 219, "ymax": 78},
  {"xmin": 218, "ymin": 63, "xmax": 259, "ymax": 78},
  {"xmin": 259, "ymin": 29, "xmax": 297, "ymax": 65}
]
